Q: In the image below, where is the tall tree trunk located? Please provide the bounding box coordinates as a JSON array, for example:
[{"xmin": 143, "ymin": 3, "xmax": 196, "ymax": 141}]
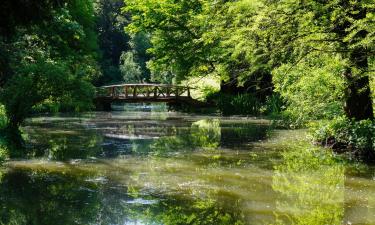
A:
[
  {"xmin": 331, "ymin": 2, "xmax": 374, "ymax": 120},
  {"xmin": 344, "ymin": 74, "xmax": 373, "ymax": 120},
  {"xmin": 344, "ymin": 48, "xmax": 374, "ymax": 121}
]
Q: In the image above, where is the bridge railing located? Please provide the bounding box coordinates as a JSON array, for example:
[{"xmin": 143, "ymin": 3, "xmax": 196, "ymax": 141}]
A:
[{"xmin": 96, "ymin": 84, "xmax": 192, "ymax": 99}]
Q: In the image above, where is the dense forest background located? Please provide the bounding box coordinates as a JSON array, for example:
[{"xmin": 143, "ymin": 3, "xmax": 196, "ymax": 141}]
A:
[{"xmin": 0, "ymin": 0, "xmax": 374, "ymax": 160}]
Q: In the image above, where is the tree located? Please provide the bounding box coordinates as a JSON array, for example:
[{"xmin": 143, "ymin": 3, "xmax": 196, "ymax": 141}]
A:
[
  {"xmin": 0, "ymin": 1, "xmax": 100, "ymax": 129},
  {"xmin": 125, "ymin": 0, "xmax": 216, "ymax": 83},
  {"xmin": 95, "ymin": 0, "xmax": 131, "ymax": 84},
  {"xmin": 119, "ymin": 51, "xmax": 142, "ymax": 82},
  {"xmin": 0, "ymin": 0, "xmax": 65, "ymax": 36},
  {"xmin": 129, "ymin": 32, "xmax": 152, "ymax": 82},
  {"xmin": 249, "ymin": 0, "xmax": 374, "ymax": 120},
  {"xmin": 124, "ymin": 0, "xmax": 274, "ymax": 100},
  {"xmin": 0, "ymin": 0, "xmax": 66, "ymax": 86}
]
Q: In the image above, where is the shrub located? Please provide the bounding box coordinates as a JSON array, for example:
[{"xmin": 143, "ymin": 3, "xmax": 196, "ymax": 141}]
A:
[
  {"xmin": 208, "ymin": 93, "xmax": 262, "ymax": 115},
  {"xmin": 0, "ymin": 138, "xmax": 9, "ymax": 162},
  {"xmin": 262, "ymin": 94, "xmax": 284, "ymax": 116},
  {"xmin": 273, "ymin": 53, "xmax": 346, "ymax": 125},
  {"xmin": 311, "ymin": 116, "xmax": 375, "ymax": 159},
  {"xmin": 0, "ymin": 147, "xmax": 8, "ymax": 162},
  {"xmin": 0, "ymin": 105, "xmax": 7, "ymax": 129}
]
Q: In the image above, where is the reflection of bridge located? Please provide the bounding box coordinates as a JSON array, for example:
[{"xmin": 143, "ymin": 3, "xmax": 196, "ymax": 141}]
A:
[{"xmin": 95, "ymin": 83, "xmax": 203, "ymax": 110}]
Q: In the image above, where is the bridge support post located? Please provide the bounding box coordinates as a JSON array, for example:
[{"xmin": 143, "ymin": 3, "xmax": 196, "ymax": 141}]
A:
[
  {"xmin": 176, "ymin": 87, "xmax": 179, "ymax": 99},
  {"xmin": 124, "ymin": 86, "xmax": 128, "ymax": 98},
  {"xmin": 166, "ymin": 87, "xmax": 170, "ymax": 97},
  {"xmin": 146, "ymin": 87, "xmax": 150, "ymax": 98},
  {"xmin": 154, "ymin": 87, "xmax": 157, "ymax": 98},
  {"xmin": 133, "ymin": 86, "xmax": 137, "ymax": 98},
  {"xmin": 111, "ymin": 87, "xmax": 115, "ymax": 97}
]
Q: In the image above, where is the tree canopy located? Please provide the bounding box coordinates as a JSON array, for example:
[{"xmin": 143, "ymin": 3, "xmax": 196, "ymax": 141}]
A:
[
  {"xmin": 0, "ymin": 0, "xmax": 100, "ymax": 128},
  {"xmin": 125, "ymin": 0, "xmax": 374, "ymax": 121}
]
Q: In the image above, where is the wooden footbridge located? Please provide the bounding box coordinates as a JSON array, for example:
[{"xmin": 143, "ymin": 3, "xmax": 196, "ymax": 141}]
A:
[{"xmin": 95, "ymin": 83, "xmax": 203, "ymax": 110}]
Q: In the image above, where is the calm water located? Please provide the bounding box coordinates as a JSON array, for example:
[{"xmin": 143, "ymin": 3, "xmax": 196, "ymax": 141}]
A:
[{"xmin": 1, "ymin": 103, "xmax": 374, "ymax": 225}]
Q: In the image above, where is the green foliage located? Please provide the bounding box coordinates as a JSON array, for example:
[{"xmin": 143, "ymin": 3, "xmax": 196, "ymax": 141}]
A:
[
  {"xmin": 95, "ymin": 0, "xmax": 132, "ymax": 84},
  {"xmin": 119, "ymin": 51, "xmax": 142, "ymax": 83},
  {"xmin": 272, "ymin": 53, "xmax": 346, "ymax": 124},
  {"xmin": 0, "ymin": 0, "xmax": 63, "ymax": 35},
  {"xmin": 0, "ymin": 105, "xmax": 7, "ymax": 129},
  {"xmin": 180, "ymin": 74, "xmax": 221, "ymax": 100},
  {"xmin": 0, "ymin": 1, "xmax": 99, "ymax": 128},
  {"xmin": 0, "ymin": 139, "xmax": 9, "ymax": 163},
  {"xmin": 148, "ymin": 119, "xmax": 221, "ymax": 156},
  {"xmin": 208, "ymin": 93, "xmax": 262, "ymax": 116},
  {"xmin": 250, "ymin": 0, "xmax": 374, "ymax": 120},
  {"xmin": 1, "ymin": 33, "xmax": 95, "ymax": 126},
  {"xmin": 311, "ymin": 117, "xmax": 375, "ymax": 156},
  {"xmin": 125, "ymin": 0, "xmax": 215, "ymax": 82},
  {"xmin": 125, "ymin": 0, "xmax": 374, "ymax": 122},
  {"xmin": 0, "ymin": 106, "xmax": 10, "ymax": 161},
  {"xmin": 129, "ymin": 32, "xmax": 152, "ymax": 81},
  {"xmin": 273, "ymin": 143, "xmax": 345, "ymax": 224},
  {"xmin": 262, "ymin": 94, "xmax": 284, "ymax": 116},
  {"xmin": 207, "ymin": 92, "xmax": 284, "ymax": 116}
]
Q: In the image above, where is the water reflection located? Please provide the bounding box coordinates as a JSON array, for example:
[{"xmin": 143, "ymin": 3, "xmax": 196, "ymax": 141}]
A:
[
  {"xmin": 0, "ymin": 167, "xmax": 244, "ymax": 225},
  {"xmin": 23, "ymin": 105, "xmax": 269, "ymax": 160},
  {"xmin": 272, "ymin": 144, "xmax": 345, "ymax": 224},
  {"xmin": 0, "ymin": 104, "xmax": 374, "ymax": 225}
]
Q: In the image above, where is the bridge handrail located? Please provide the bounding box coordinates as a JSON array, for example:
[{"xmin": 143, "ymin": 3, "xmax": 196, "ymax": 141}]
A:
[
  {"xmin": 95, "ymin": 83, "xmax": 194, "ymax": 99},
  {"xmin": 97, "ymin": 83, "xmax": 195, "ymax": 89}
]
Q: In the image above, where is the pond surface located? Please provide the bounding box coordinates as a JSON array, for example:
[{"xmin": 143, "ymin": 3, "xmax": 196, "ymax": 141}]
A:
[{"xmin": 1, "ymin": 103, "xmax": 375, "ymax": 225}]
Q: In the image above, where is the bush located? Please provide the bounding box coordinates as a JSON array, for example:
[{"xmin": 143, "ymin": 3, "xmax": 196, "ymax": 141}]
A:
[
  {"xmin": 0, "ymin": 138, "xmax": 9, "ymax": 162},
  {"xmin": 208, "ymin": 93, "xmax": 262, "ymax": 115},
  {"xmin": 273, "ymin": 53, "xmax": 346, "ymax": 125},
  {"xmin": 311, "ymin": 116, "xmax": 375, "ymax": 158},
  {"xmin": 0, "ymin": 105, "xmax": 7, "ymax": 129},
  {"xmin": 0, "ymin": 146, "xmax": 8, "ymax": 162},
  {"xmin": 262, "ymin": 94, "xmax": 284, "ymax": 116}
]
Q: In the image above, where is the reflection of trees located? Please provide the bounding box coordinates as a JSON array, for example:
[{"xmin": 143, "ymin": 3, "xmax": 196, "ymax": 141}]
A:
[
  {"xmin": 272, "ymin": 144, "xmax": 345, "ymax": 224},
  {"xmin": 26, "ymin": 127, "xmax": 103, "ymax": 160},
  {"xmin": 124, "ymin": 193, "xmax": 244, "ymax": 225},
  {"xmin": 191, "ymin": 119, "xmax": 221, "ymax": 149},
  {"xmin": 0, "ymin": 167, "xmax": 244, "ymax": 225},
  {"xmin": 219, "ymin": 122, "xmax": 268, "ymax": 148},
  {"xmin": 147, "ymin": 119, "xmax": 221, "ymax": 155},
  {"xmin": 23, "ymin": 116, "xmax": 269, "ymax": 161},
  {"xmin": 0, "ymin": 169, "xmax": 105, "ymax": 225}
]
